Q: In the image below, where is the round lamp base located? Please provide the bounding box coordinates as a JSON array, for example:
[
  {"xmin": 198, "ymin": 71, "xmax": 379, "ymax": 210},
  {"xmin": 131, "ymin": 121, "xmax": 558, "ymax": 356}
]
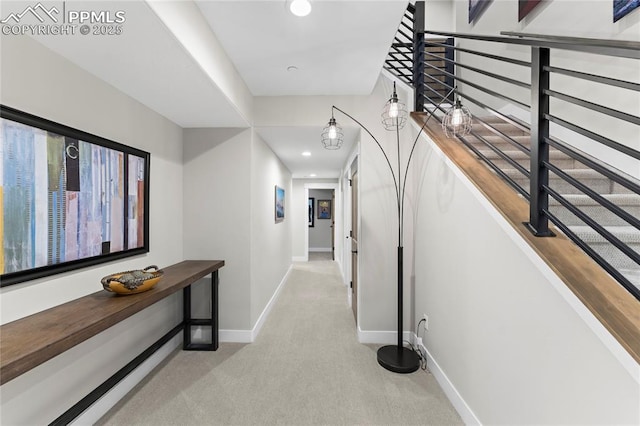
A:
[{"xmin": 377, "ymin": 345, "xmax": 420, "ymax": 374}]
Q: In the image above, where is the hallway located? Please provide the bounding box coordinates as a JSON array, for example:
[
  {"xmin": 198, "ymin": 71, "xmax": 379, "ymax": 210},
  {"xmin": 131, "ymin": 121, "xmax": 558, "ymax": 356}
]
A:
[{"xmin": 98, "ymin": 259, "xmax": 461, "ymax": 425}]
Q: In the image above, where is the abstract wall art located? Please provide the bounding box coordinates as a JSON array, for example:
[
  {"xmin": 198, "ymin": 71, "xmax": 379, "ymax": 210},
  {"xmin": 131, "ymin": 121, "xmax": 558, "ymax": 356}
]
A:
[
  {"xmin": 614, "ymin": 0, "xmax": 640, "ymax": 22},
  {"xmin": 275, "ymin": 185, "xmax": 285, "ymax": 223},
  {"xmin": 519, "ymin": 0, "xmax": 543, "ymax": 21},
  {"xmin": 469, "ymin": 0, "xmax": 492, "ymax": 23},
  {"xmin": 317, "ymin": 199, "xmax": 331, "ymax": 220},
  {"xmin": 0, "ymin": 105, "xmax": 150, "ymax": 287}
]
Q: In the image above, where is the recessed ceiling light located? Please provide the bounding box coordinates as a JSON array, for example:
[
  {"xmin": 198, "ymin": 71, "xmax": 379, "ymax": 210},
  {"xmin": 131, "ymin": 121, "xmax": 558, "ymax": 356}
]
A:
[
  {"xmin": 290, "ymin": 0, "xmax": 311, "ymax": 17},
  {"xmin": 287, "ymin": 65, "xmax": 298, "ymax": 72},
  {"xmin": 302, "ymin": 151, "xmax": 311, "ymax": 156},
  {"xmin": 310, "ymin": 174, "xmax": 317, "ymax": 177}
]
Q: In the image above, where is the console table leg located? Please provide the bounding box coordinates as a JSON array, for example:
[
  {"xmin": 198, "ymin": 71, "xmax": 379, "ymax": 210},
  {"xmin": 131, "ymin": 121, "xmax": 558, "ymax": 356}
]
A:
[
  {"xmin": 183, "ymin": 273, "xmax": 218, "ymax": 351},
  {"xmin": 212, "ymin": 270, "xmax": 219, "ymax": 351},
  {"xmin": 183, "ymin": 285, "xmax": 192, "ymax": 349}
]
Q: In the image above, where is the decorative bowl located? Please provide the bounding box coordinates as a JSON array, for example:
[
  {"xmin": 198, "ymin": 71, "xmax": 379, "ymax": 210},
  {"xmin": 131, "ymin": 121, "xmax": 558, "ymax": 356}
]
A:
[{"xmin": 101, "ymin": 265, "xmax": 163, "ymax": 295}]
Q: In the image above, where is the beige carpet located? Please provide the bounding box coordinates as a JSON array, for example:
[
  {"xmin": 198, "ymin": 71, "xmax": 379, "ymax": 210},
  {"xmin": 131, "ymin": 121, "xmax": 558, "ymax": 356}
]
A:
[{"xmin": 98, "ymin": 259, "xmax": 462, "ymax": 425}]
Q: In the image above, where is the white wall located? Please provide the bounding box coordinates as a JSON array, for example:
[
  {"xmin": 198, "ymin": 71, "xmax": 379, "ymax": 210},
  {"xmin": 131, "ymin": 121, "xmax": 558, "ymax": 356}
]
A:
[
  {"xmin": 255, "ymin": 77, "xmax": 413, "ymax": 337},
  {"xmin": 0, "ymin": 35, "xmax": 184, "ymax": 424},
  {"xmin": 183, "ymin": 128, "xmax": 252, "ymax": 331},
  {"xmin": 183, "ymin": 128, "xmax": 293, "ymax": 335},
  {"xmin": 250, "ymin": 131, "xmax": 292, "ymax": 326},
  {"xmin": 409, "ymin": 122, "xmax": 640, "ymax": 424},
  {"xmin": 425, "ymin": 0, "xmax": 455, "ymax": 32},
  {"xmin": 448, "ymin": 0, "xmax": 640, "ymax": 177},
  {"xmin": 308, "ymin": 189, "xmax": 334, "ymax": 251}
]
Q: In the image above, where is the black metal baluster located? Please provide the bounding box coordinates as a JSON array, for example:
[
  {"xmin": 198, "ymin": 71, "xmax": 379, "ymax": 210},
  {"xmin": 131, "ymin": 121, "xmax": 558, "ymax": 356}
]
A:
[
  {"xmin": 413, "ymin": 1, "xmax": 425, "ymax": 111},
  {"xmin": 527, "ymin": 47, "xmax": 554, "ymax": 237}
]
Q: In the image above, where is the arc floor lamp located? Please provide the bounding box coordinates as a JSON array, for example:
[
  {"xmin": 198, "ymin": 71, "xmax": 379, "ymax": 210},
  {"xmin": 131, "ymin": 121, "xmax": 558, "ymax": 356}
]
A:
[{"xmin": 322, "ymin": 82, "xmax": 471, "ymax": 373}]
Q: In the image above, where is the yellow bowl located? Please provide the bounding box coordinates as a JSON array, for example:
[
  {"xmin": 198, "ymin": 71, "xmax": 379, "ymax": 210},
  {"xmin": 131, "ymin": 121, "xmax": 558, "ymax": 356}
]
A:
[{"xmin": 101, "ymin": 265, "xmax": 164, "ymax": 295}]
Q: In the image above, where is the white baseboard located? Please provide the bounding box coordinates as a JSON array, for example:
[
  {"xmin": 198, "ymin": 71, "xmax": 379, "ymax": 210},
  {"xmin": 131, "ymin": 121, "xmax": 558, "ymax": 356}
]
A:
[
  {"xmin": 251, "ymin": 264, "xmax": 292, "ymax": 341},
  {"xmin": 220, "ymin": 264, "xmax": 292, "ymax": 343},
  {"xmin": 292, "ymin": 256, "xmax": 307, "ymax": 262},
  {"xmin": 309, "ymin": 247, "xmax": 332, "ymax": 252},
  {"xmin": 219, "ymin": 329, "xmax": 253, "ymax": 343},
  {"xmin": 412, "ymin": 333, "xmax": 481, "ymax": 426},
  {"xmin": 357, "ymin": 328, "xmax": 412, "ymax": 345},
  {"xmin": 71, "ymin": 333, "xmax": 182, "ymax": 426}
]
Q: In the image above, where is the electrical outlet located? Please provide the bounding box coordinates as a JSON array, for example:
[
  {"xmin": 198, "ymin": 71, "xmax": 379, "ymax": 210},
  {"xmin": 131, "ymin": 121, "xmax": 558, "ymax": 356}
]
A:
[{"xmin": 423, "ymin": 314, "xmax": 429, "ymax": 331}]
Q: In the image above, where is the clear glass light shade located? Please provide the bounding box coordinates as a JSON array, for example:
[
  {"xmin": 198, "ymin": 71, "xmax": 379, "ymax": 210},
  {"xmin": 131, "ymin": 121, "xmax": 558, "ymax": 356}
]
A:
[
  {"xmin": 321, "ymin": 117, "xmax": 344, "ymax": 150},
  {"xmin": 442, "ymin": 99, "xmax": 472, "ymax": 137},
  {"xmin": 381, "ymin": 98, "xmax": 408, "ymax": 130},
  {"xmin": 290, "ymin": 0, "xmax": 311, "ymax": 16}
]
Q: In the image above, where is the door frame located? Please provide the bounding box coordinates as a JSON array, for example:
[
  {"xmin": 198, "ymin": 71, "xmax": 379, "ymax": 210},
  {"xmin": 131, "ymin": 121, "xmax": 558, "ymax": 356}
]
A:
[
  {"xmin": 304, "ymin": 183, "xmax": 339, "ymax": 263},
  {"xmin": 341, "ymin": 149, "xmax": 360, "ymax": 317},
  {"xmin": 350, "ymin": 167, "xmax": 359, "ymax": 323}
]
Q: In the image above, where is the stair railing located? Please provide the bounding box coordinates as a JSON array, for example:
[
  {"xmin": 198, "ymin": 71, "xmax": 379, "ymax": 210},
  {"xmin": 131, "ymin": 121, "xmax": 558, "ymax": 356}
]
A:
[{"xmin": 384, "ymin": 4, "xmax": 640, "ymax": 300}]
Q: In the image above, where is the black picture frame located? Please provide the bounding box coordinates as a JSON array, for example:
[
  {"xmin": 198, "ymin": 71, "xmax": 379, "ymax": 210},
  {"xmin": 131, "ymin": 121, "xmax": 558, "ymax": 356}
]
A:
[
  {"xmin": 308, "ymin": 197, "xmax": 315, "ymax": 227},
  {"xmin": 0, "ymin": 105, "xmax": 151, "ymax": 287}
]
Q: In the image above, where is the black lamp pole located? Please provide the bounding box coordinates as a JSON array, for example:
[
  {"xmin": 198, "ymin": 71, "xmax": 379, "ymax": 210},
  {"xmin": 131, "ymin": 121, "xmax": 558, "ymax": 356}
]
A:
[{"xmin": 329, "ymin": 85, "xmax": 456, "ymax": 374}]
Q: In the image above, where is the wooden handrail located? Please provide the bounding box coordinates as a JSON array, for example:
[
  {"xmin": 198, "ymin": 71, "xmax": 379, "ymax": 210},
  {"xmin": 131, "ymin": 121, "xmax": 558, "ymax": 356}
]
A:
[
  {"xmin": 411, "ymin": 112, "xmax": 640, "ymax": 364},
  {"xmin": 0, "ymin": 260, "xmax": 224, "ymax": 384}
]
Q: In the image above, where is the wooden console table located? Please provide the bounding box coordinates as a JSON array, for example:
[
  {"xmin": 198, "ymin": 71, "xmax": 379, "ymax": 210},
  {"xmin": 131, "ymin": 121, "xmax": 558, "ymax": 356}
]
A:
[{"xmin": 0, "ymin": 259, "xmax": 224, "ymax": 424}]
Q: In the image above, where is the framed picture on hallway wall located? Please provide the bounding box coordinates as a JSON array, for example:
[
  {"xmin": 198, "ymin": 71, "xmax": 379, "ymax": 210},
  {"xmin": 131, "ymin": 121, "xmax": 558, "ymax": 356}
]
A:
[
  {"xmin": 317, "ymin": 199, "xmax": 331, "ymax": 220},
  {"xmin": 308, "ymin": 197, "xmax": 315, "ymax": 227},
  {"xmin": 275, "ymin": 185, "xmax": 285, "ymax": 223},
  {"xmin": 519, "ymin": 0, "xmax": 542, "ymax": 21},
  {"xmin": 469, "ymin": 0, "xmax": 492, "ymax": 23},
  {"xmin": 0, "ymin": 105, "xmax": 151, "ymax": 287},
  {"xmin": 614, "ymin": 0, "xmax": 640, "ymax": 22}
]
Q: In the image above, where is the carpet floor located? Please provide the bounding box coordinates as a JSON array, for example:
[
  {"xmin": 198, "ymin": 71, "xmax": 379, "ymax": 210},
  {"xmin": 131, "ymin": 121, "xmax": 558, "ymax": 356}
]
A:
[{"xmin": 97, "ymin": 258, "xmax": 462, "ymax": 425}]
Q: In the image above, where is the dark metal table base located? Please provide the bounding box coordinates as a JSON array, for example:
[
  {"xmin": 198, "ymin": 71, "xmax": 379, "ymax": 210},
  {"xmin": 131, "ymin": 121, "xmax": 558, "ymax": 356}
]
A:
[
  {"xmin": 183, "ymin": 271, "xmax": 219, "ymax": 351},
  {"xmin": 50, "ymin": 270, "xmax": 220, "ymax": 425}
]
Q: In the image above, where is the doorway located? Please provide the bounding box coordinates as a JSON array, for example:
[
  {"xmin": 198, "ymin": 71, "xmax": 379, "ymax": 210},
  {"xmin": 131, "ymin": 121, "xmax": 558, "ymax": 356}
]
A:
[{"xmin": 308, "ymin": 188, "xmax": 335, "ymax": 259}]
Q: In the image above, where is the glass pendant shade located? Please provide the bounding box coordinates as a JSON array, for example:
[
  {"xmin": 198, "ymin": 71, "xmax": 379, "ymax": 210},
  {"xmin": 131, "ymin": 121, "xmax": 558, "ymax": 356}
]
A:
[
  {"xmin": 381, "ymin": 82, "xmax": 408, "ymax": 131},
  {"xmin": 442, "ymin": 97, "xmax": 472, "ymax": 137},
  {"xmin": 321, "ymin": 117, "xmax": 344, "ymax": 150}
]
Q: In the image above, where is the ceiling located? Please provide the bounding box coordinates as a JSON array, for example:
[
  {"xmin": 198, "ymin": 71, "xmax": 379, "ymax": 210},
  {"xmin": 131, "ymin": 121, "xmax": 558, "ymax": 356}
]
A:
[
  {"xmin": 256, "ymin": 126, "xmax": 359, "ymax": 178},
  {"xmin": 196, "ymin": 0, "xmax": 406, "ymax": 96},
  {"xmin": 22, "ymin": 0, "xmax": 407, "ymax": 178}
]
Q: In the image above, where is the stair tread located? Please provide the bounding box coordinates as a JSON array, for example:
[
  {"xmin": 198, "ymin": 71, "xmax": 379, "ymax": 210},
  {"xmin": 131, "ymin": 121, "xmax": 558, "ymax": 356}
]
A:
[
  {"xmin": 473, "ymin": 135, "xmax": 530, "ymax": 142},
  {"xmin": 549, "ymin": 193, "xmax": 640, "ymax": 206},
  {"xmin": 504, "ymin": 168, "xmax": 606, "ymax": 178},
  {"xmin": 569, "ymin": 225, "xmax": 640, "ymax": 243},
  {"xmin": 475, "ymin": 149, "xmax": 568, "ymax": 159}
]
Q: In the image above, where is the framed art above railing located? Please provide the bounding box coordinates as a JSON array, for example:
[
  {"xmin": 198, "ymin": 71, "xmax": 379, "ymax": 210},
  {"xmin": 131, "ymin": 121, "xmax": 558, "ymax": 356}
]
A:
[{"xmin": 0, "ymin": 105, "xmax": 151, "ymax": 287}]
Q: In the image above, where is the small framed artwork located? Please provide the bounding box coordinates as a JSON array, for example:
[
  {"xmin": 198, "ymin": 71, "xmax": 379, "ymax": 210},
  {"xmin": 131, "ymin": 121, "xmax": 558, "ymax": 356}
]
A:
[
  {"xmin": 518, "ymin": 0, "xmax": 542, "ymax": 21},
  {"xmin": 308, "ymin": 198, "xmax": 315, "ymax": 227},
  {"xmin": 317, "ymin": 199, "xmax": 332, "ymax": 220},
  {"xmin": 275, "ymin": 185, "xmax": 285, "ymax": 223},
  {"xmin": 469, "ymin": 0, "xmax": 492, "ymax": 23},
  {"xmin": 614, "ymin": 0, "xmax": 640, "ymax": 22}
]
